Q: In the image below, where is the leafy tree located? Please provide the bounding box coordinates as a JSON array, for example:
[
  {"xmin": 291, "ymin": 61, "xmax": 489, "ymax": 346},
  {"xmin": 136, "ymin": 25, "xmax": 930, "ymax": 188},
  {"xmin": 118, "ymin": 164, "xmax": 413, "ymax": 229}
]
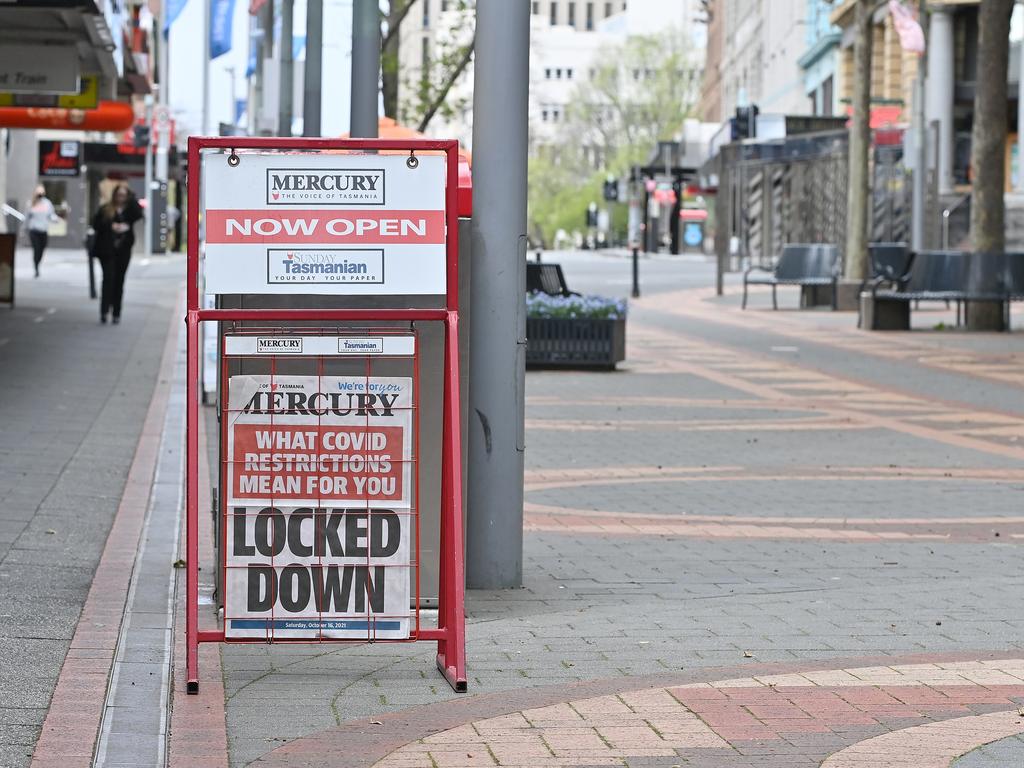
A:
[
  {"xmin": 381, "ymin": 0, "xmax": 475, "ymax": 132},
  {"xmin": 528, "ymin": 32, "xmax": 701, "ymax": 247}
]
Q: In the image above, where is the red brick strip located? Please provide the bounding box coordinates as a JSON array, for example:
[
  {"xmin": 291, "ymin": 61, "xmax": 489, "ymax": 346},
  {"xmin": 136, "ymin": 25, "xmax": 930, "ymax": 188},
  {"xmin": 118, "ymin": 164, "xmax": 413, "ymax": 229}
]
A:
[
  {"xmin": 248, "ymin": 651, "xmax": 1024, "ymax": 768},
  {"xmin": 168, "ymin": 401, "xmax": 229, "ymax": 767},
  {"xmin": 30, "ymin": 295, "xmax": 183, "ymax": 768}
]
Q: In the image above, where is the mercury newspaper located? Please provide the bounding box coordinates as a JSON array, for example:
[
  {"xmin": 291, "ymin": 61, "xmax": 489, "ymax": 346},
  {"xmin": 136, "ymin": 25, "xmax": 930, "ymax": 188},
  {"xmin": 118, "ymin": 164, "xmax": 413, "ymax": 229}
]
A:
[{"xmin": 225, "ymin": 374, "xmax": 413, "ymax": 640}]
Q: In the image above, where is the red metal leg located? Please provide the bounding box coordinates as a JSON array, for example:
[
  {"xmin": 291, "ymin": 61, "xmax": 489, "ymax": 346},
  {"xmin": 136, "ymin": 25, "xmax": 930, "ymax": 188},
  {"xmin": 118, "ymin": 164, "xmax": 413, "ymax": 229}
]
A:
[
  {"xmin": 436, "ymin": 311, "xmax": 467, "ymax": 692},
  {"xmin": 186, "ymin": 311, "xmax": 200, "ymax": 694}
]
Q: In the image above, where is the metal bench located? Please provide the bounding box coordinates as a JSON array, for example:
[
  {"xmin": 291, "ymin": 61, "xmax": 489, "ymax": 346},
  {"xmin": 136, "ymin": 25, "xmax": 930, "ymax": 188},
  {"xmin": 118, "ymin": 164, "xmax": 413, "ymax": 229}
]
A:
[
  {"xmin": 527, "ymin": 262, "xmax": 578, "ymax": 297},
  {"xmin": 867, "ymin": 242, "xmax": 913, "ymax": 285},
  {"xmin": 867, "ymin": 250, "xmax": 1007, "ymax": 328},
  {"xmin": 742, "ymin": 244, "xmax": 840, "ymax": 310},
  {"xmin": 856, "ymin": 243, "xmax": 913, "ymax": 328}
]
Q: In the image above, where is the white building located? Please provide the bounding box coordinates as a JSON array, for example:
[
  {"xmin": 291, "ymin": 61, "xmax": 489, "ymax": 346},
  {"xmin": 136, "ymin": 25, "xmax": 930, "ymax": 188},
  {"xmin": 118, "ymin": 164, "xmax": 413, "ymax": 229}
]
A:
[
  {"xmin": 708, "ymin": 0, "xmax": 807, "ymax": 122},
  {"xmin": 398, "ymin": 0, "xmax": 706, "ymax": 150}
]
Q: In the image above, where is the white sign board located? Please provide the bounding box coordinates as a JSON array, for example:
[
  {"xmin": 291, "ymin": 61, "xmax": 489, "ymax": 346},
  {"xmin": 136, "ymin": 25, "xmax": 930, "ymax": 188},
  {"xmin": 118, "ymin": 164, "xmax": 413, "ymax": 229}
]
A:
[
  {"xmin": 0, "ymin": 46, "xmax": 80, "ymax": 95},
  {"xmin": 224, "ymin": 374, "xmax": 413, "ymax": 640},
  {"xmin": 202, "ymin": 153, "xmax": 447, "ymax": 295},
  {"xmin": 223, "ymin": 334, "xmax": 415, "ymax": 357}
]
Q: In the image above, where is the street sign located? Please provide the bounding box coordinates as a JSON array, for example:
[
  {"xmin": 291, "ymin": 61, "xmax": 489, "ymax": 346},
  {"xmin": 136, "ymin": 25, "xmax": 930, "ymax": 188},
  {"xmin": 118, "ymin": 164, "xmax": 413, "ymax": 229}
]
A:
[
  {"xmin": 0, "ymin": 74, "xmax": 99, "ymax": 108},
  {"xmin": 38, "ymin": 140, "xmax": 81, "ymax": 177},
  {"xmin": 185, "ymin": 136, "xmax": 466, "ymax": 695},
  {"xmin": 202, "ymin": 152, "xmax": 447, "ymax": 295},
  {"xmin": 0, "ymin": 45, "xmax": 79, "ymax": 94}
]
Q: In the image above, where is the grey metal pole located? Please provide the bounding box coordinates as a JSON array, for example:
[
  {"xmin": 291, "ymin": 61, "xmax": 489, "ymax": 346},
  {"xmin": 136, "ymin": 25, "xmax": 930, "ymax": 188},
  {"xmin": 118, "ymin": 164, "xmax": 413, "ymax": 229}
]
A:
[
  {"xmin": 143, "ymin": 95, "xmax": 154, "ymax": 258},
  {"xmin": 1018, "ymin": 0, "xmax": 1024, "ymax": 193},
  {"xmin": 911, "ymin": 0, "xmax": 927, "ymax": 250},
  {"xmin": 303, "ymin": 0, "xmax": 323, "ymax": 136},
  {"xmin": 350, "ymin": 0, "xmax": 380, "ymax": 137},
  {"xmin": 279, "ymin": 0, "xmax": 294, "ymax": 136},
  {"xmin": 467, "ymin": 0, "xmax": 529, "ymax": 589},
  {"xmin": 202, "ymin": 0, "xmax": 211, "ymax": 134}
]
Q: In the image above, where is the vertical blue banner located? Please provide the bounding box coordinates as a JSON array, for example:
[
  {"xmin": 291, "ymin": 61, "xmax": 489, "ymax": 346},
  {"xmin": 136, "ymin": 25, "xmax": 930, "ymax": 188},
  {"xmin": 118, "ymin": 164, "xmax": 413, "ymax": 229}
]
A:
[
  {"xmin": 164, "ymin": 0, "xmax": 189, "ymax": 37},
  {"xmin": 210, "ymin": 0, "xmax": 237, "ymax": 59}
]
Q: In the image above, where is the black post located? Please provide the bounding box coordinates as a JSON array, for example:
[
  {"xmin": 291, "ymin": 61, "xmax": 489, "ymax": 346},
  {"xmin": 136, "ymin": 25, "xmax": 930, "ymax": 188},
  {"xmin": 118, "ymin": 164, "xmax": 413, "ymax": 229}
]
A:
[
  {"xmin": 534, "ymin": 250, "xmax": 541, "ymax": 263},
  {"xmin": 631, "ymin": 246, "xmax": 640, "ymax": 298},
  {"xmin": 86, "ymin": 232, "xmax": 96, "ymax": 298}
]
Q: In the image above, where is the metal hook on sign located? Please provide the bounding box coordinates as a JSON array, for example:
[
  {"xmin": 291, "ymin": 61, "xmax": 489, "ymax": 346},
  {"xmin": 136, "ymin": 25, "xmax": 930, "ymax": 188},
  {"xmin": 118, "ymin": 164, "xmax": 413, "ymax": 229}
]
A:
[
  {"xmin": 406, "ymin": 151, "xmax": 419, "ymax": 169},
  {"xmin": 227, "ymin": 150, "xmax": 240, "ymax": 167}
]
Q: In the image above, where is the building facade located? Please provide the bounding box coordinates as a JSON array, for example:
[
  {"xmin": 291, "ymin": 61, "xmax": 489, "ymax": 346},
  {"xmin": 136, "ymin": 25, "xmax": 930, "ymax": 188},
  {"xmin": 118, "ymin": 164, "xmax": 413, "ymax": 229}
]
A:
[
  {"xmin": 799, "ymin": 0, "xmax": 842, "ymax": 116},
  {"xmin": 699, "ymin": 0, "xmax": 809, "ymax": 124},
  {"xmin": 828, "ymin": 0, "xmax": 1021, "ymax": 195}
]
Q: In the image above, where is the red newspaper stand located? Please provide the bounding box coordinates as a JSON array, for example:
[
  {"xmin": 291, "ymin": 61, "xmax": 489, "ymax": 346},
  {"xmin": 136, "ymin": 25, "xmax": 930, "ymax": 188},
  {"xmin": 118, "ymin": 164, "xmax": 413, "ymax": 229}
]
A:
[{"xmin": 185, "ymin": 136, "xmax": 466, "ymax": 693}]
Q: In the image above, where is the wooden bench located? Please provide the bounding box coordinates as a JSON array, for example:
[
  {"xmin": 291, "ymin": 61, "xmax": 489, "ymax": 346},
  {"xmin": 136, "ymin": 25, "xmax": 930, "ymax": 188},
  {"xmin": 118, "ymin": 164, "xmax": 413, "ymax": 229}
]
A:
[{"xmin": 742, "ymin": 244, "xmax": 840, "ymax": 310}]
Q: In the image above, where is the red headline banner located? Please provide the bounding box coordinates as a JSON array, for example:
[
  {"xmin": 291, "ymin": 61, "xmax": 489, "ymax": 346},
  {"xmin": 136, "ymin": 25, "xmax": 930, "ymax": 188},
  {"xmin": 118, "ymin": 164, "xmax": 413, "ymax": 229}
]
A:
[
  {"xmin": 206, "ymin": 209, "xmax": 446, "ymax": 245},
  {"xmin": 231, "ymin": 424, "xmax": 405, "ymax": 503}
]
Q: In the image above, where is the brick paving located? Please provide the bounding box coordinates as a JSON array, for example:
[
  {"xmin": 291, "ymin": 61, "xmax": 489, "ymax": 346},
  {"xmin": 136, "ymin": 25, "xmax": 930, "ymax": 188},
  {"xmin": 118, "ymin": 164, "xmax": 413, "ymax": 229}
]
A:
[
  {"xmin": 14, "ymin": 251, "xmax": 1024, "ymax": 767},
  {"xmin": 206, "ymin": 257, "xmax": 1024, "ymax": 767},
  {"xmin": 370, "ymin": 660, "xmax": 1024, "ymax": 768}
]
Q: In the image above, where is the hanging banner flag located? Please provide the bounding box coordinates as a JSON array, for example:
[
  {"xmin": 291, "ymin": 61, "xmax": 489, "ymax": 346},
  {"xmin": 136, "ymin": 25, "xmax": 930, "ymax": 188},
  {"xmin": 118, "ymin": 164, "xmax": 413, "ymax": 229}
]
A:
[
  {"xmin": 164, "ymin": 0, "xmax": 189, "ymax": 37},
  {"xmin": 224, "ymin": 373, "xmax": 413, "ymax": 640},
  {"xmin": 888, "ymin": 0, "xmax": 925, "ymax": 54},
  {"xmin": 210, "ymin": 0, "xmax": 238, "ymax": 59}
]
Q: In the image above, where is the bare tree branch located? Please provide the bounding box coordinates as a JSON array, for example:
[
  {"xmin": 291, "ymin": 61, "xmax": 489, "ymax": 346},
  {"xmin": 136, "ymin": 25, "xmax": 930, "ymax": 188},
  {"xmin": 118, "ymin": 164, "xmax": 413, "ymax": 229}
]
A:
[
  {"xmin": 382, "ymin": 0, "xmax": 418, "ymax": 51},
  {"xmin": 417, "ymin": 34, "xmax": 475, "ymax": 132}
]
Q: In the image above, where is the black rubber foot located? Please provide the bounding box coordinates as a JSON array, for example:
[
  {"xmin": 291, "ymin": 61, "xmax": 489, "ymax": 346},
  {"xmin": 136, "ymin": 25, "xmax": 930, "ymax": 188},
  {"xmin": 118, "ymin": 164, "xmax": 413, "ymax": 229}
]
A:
[{"xmin": 187, "ymin": 680, "xmax": 199, "ymax": 695}]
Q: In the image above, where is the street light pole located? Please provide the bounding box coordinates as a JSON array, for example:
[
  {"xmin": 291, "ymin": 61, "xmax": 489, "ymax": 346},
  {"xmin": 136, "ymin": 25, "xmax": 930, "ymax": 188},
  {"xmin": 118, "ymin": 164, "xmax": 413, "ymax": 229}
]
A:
[
  {"xmin": 224, "ymin": 66, "xmax": 237, "ymax": 128},
  {"xmin": 303, "ymin": 0, "xmax": 323, "ymax": 136},
  {"xmin": 628, "ymin": 168, "xmax": 641, "ymax": 297},
  {"xmin": 467, "ymin": 0, "xmax": 529, "ymax": 589},
  {"xmin": 142, "ymin": 95, "xmax": 154, "ymax": 258},
  {"xmin": 911, "ymin": 0, "xmax": 928, "ymax": 250},
  {"xmin": 1018, "ymin": 0, "xmax": 1024, "ymax": 192},
  {"xmin": 279, "ymin": 0, "xmax": 294, "ymax": 136},
  {"xmin": 350, "ymin": 0, "xmax": 380, "ymax": 137},
  {"xmin": 202, "ymin": 0, "xmax": 211, "ymax": 134}
]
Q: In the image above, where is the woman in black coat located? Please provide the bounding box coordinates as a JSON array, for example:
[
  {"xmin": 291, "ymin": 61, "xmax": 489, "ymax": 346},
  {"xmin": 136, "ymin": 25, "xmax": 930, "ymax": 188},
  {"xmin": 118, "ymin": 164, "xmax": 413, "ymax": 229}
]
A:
[{"xmin": 91, "ymin": 185, "xmax": 143, "ymax": 324}]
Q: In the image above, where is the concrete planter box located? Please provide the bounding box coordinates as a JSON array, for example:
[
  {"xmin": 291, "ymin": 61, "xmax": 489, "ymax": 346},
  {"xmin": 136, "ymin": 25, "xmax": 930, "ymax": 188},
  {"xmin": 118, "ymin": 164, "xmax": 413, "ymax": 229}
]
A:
[{"xmin": 526, "ymin": 316, "xmax": 626, "ymax": 370}]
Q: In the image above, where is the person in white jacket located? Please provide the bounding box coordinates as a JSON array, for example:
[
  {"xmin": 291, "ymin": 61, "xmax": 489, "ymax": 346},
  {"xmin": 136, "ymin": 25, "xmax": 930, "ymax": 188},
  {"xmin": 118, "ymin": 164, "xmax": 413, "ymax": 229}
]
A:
[{"xmin": 26, "ymin": 186, "xmax": 59, "ymax": 277}]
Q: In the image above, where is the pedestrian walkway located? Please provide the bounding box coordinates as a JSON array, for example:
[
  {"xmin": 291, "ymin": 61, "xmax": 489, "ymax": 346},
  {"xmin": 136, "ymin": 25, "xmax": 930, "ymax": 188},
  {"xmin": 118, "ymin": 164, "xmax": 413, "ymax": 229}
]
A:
[
  {"xmin": 0, "ymin": 247, "xmax": 182, "ymax": 768},
  {"xmin": 204, "ymin": 256, "xmax": 1024, "ymax": 767},
  {"xmin": 10, "ymin": 249, "xmax": 1024, "ymax": 767}
]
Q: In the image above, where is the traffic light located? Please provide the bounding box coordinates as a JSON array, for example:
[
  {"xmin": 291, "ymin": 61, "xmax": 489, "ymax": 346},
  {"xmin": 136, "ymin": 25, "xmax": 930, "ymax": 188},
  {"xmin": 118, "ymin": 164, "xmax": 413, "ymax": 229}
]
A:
[
  {"xmin": 603, "ymin": 177, "xmax": 619, "ymax": 202},
  {"xmin": 586, "ymin": 202, "xmax": 598, "ymax": 228},
  {"xmin": 734, "ymin": 104, "xmax": 759, "ymax": 141},
  {"xmin": 133, "ymin": 124, "xmax": 151, "ymax": 148}
]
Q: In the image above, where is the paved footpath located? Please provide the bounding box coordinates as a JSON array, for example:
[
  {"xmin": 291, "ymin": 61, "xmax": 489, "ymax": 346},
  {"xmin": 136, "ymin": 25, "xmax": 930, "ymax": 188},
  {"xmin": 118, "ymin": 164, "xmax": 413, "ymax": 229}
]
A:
[
  {"xmin": 12, "ymin": 248, "xmax": 1024, "ymax": 767},
  {"xmin": 0, "ymin": 247, "xmax": 181, "ymax": 767}
]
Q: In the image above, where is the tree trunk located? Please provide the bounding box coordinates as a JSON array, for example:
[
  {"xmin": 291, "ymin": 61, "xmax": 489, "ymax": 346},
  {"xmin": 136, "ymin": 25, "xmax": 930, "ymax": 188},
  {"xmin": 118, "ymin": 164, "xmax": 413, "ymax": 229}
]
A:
[
  {"xmin": 844, "ymin": 0, "xmax": 872, "ymax": 281},
  {"xmin": 966, "ymin": 0, "xmax": 1012, "ymax": 330}
]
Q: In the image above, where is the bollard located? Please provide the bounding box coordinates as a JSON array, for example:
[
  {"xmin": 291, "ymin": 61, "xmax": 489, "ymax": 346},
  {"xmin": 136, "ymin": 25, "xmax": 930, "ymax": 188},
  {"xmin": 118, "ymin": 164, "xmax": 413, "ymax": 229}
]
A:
[{"xmin": 631, "ymin": 246, "xmax": 640, "ymax": 298}]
